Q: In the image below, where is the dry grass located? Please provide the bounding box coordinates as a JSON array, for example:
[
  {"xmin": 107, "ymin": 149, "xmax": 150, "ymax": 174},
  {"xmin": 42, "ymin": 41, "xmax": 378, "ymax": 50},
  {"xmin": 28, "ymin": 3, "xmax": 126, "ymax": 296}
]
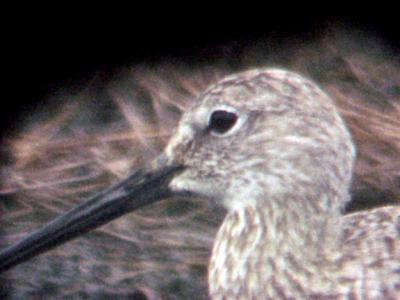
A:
[{"xmin": 1, "ymin": 29, "xmax": 399, "ymax": 299}]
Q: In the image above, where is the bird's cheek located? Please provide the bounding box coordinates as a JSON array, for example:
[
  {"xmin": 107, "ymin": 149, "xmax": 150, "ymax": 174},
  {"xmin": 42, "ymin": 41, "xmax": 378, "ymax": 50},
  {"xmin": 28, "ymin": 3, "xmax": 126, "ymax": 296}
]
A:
[
  {"xmin": 169, "ymin": 169, "xmax": 203, "ymax": 195},
  {"xmin": 169, "ymin": 171, "xmax": 191, "ymax": 193},
  {"xmin": 169, "ymin": 169, "xmax": 223, "ymax": 199}
]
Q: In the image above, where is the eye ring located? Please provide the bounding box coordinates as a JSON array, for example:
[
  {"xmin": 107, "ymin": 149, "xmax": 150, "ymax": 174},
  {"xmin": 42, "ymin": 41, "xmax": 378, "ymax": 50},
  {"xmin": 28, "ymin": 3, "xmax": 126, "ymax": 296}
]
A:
[{"xmin": 208, "ymin": 110, "xmax": 239, "ymax": 135}]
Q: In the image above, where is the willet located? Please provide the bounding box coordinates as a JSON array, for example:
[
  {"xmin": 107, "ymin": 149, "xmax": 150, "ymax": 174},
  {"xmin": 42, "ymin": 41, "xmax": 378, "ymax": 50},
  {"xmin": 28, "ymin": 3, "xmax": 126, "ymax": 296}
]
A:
[{"xmin": 1, "ymin": 68, "xmax": 399, "ymax": 299}]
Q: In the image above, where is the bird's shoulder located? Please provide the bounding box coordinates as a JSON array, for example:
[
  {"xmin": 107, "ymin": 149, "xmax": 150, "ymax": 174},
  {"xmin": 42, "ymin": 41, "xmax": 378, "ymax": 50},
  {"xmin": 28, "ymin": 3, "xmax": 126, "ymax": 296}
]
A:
[
  {"xmin": 342, "ymin": 205, "xmax": 400, "ymax": 247},
  {"xmin": 339, "ymin": 206, "xmax": 400, "ymax": 298}
]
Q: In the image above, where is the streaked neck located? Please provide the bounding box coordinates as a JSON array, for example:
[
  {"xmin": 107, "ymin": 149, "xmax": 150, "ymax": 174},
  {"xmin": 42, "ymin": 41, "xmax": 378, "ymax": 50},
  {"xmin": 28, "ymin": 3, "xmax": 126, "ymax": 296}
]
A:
[{"xmin": 209, "ymin": 194, "xmax": 343, "ymax": 299}]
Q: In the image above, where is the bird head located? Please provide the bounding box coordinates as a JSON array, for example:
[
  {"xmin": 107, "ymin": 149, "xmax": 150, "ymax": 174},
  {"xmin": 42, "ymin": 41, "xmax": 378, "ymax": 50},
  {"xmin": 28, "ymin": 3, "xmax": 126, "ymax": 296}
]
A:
[
  {"xmin": 0, "ymin": 68, "xmax": 355, "ymax": 272},
  {"xmin": 166, "ymin": 69, "xmax": 355, "ymax": 212}
]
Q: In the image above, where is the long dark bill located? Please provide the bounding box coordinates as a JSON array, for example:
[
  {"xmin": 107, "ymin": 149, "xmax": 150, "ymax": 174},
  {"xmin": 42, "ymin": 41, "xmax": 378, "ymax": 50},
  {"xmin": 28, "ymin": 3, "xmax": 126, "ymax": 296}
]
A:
[{"xmin": 0, "ymin": 163, "xmax": 184, "ymax": 273}]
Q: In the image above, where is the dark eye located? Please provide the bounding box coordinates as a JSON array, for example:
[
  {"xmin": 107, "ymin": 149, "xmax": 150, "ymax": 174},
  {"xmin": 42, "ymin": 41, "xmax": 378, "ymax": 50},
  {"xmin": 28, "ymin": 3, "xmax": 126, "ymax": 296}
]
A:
[{"xmin": 208, "ymin": 110, "xmax": 238, "ymax": 134}]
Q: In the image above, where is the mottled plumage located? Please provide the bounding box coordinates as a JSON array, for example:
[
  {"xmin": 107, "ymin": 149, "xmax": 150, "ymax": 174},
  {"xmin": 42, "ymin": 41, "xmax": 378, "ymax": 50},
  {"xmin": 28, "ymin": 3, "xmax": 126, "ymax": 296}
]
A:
[
  {"xmin": 1, "ymin": 32, "xmax": 400, "ymax": 299},
  {"xmin": 162, "ymin": 68, "xmax": 400, "ymax": 299}
]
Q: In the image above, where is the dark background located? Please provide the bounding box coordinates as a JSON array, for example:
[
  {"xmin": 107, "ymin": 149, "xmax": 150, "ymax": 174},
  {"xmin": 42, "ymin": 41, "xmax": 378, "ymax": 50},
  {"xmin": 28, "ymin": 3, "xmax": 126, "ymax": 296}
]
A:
[{"xmin": 2, "ymin": 12, "xmax": 399, "ymax": 136}]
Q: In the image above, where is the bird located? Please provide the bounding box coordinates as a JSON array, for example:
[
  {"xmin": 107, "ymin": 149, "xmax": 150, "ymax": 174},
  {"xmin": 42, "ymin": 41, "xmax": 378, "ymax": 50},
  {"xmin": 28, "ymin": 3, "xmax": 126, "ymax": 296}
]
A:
[
  {"xmin": 164, "ymin": 68, "xmax": 400, "ymax": 299},
  {"xmin": 1, "ymin": 68, "xmax": 399, "ymax": 299}
]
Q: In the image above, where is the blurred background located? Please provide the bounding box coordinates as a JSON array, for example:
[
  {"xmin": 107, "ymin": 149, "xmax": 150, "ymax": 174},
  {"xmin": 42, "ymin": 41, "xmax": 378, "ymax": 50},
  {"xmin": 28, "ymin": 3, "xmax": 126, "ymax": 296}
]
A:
[
  {"xmin": 2, "ymin": 12, "xmax": 399, "ymax": 134},
  {"xmin": 1, "ymin": 10, "xmax": 399, "ymax": 299}
]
